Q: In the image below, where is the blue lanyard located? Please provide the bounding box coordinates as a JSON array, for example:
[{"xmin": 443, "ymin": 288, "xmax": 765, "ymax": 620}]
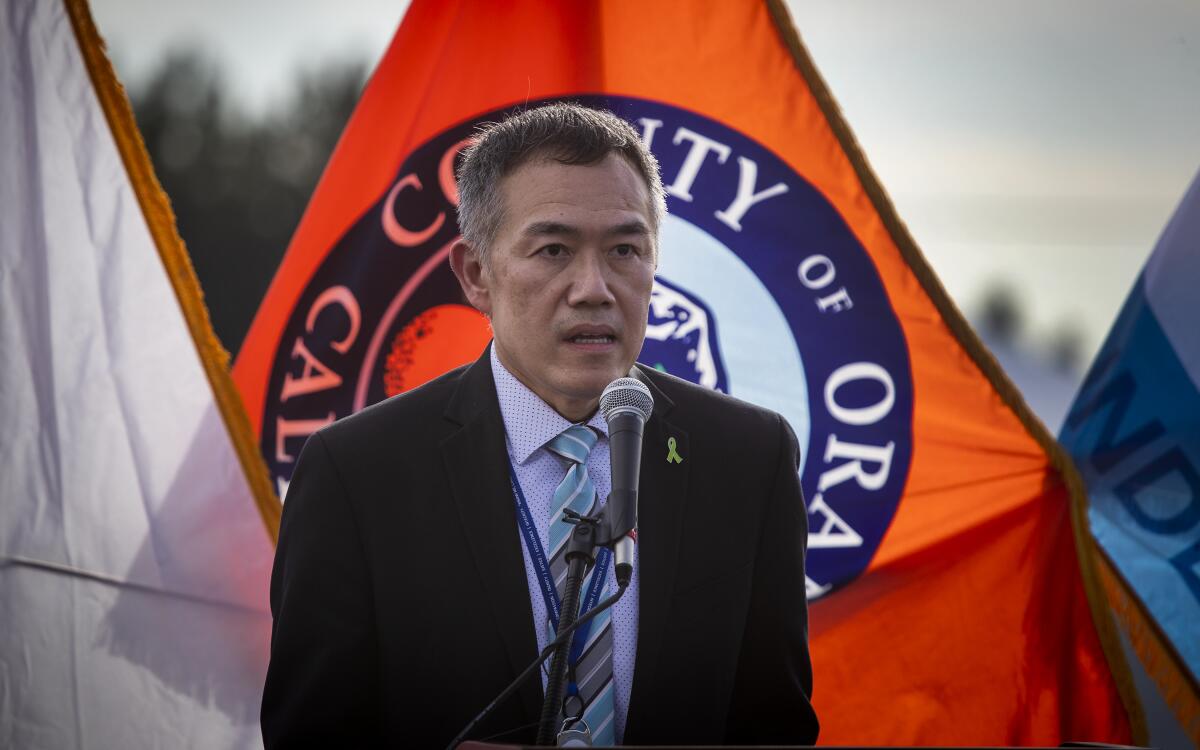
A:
[{"xmin": 507, "ymin": 457, "xmax": 611, "ymax": 667}]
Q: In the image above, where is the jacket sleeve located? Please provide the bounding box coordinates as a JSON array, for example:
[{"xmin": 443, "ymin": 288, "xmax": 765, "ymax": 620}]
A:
[
  {"xmin": 261, "ymin": 431, "xmax": 382, "ymax": 748},
  {"xmin": 724, "ymin": 413, "xmax": 820, "ymax": 744}
]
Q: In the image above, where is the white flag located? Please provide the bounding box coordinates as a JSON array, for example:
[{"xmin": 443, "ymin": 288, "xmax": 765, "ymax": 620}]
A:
[{"xmin": 0, "ymin": 0, "xmax": 276, "ymax": 746}]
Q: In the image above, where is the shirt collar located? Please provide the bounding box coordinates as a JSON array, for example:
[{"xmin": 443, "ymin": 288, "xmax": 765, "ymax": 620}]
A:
[{"xmin": 490, "ymin": 344, "xmax": 608, "ymax": 465}]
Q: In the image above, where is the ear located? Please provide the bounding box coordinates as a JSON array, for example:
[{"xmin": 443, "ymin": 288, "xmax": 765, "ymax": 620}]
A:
[{"xmin": 449, "ymin": 239, "xmax": 492, "ymax": 315}]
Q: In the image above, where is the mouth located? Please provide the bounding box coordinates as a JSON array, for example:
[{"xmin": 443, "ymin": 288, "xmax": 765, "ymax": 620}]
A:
[{"xmin": 563, "ymin": 326, "xmax": 618, "ymax": 346}]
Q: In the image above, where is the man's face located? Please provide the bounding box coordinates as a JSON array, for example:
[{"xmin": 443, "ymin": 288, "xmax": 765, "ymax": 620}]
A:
[{"xmin": 459, "ymin": 152, "xmax": 656, "ymax": 420}]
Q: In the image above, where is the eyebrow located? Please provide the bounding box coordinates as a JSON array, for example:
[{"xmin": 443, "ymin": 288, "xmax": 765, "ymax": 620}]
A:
[{"xmin": 522, "ymin": 220, "xmax": 652, "ymax": 238}]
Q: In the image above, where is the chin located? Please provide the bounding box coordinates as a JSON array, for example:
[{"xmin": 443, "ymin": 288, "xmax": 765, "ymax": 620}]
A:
[
  {"xmin": 568, "ymin": 374, "xmax": 612, "ymax": 396},
  {"xmin": 557, "ymin": 370, "xmax": 616, "ymax": 400}
]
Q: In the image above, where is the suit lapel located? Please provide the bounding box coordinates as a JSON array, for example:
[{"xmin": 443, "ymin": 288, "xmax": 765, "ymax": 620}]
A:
[
  {"xmin": 625, "ymin": 367, "xmax": 690, "ymax": 738},
  {"xmin": 441, "ymin": 349, "xmax": 542, "ymax": 724}
]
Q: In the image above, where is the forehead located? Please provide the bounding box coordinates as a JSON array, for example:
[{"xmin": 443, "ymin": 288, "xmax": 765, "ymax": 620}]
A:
[{"xmin": 495, "ymin": 152, "xmax": 652, "ymax": 235}]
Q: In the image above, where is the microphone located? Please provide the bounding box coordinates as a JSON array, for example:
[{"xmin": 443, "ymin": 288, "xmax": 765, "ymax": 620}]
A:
[{"xmin": 599, "ymin": 377, "xmax": 653, "ymax": 587}]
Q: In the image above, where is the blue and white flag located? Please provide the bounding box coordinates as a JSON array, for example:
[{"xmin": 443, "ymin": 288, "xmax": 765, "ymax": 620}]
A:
[{"xmin": 1061, "ymin": 169, "xmax": 1200, "ymax": 744}]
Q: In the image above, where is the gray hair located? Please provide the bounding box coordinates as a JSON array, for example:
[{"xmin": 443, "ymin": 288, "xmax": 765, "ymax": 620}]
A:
[{"xmin": 455, "ymin": 102, "xmax": 667, "ymax": 268}]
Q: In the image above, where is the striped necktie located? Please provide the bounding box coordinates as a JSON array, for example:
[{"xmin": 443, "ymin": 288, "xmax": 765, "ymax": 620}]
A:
[{"xmin": 545, "ymin": 425, "xmax": 616, "ymax": 745}]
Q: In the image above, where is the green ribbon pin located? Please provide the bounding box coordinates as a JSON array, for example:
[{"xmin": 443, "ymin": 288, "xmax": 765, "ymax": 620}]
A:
[{"xmin": 666, "ymin": 436, "xmax": 683, "ymax": 464}]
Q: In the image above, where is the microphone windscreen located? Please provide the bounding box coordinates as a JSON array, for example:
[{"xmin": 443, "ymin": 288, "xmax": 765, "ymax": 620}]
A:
[{"xmin": 600, "ymin": 378, "xmax": 654, "ymax": 423}]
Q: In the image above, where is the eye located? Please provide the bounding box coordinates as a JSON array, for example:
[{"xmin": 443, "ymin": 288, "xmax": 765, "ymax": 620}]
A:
[
  {"xmin": 537, "ymin": 243, "xmax": 568, "ymax": 258},
  {"xmin": 612, "ymin": 243, "xmax": 640, "ymax": 258}
]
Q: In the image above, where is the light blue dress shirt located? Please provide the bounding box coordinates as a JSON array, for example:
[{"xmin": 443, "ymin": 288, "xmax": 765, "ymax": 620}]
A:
[{"xmin": 490, "ymin": 346, "xmax": 639, "ymax": 743}]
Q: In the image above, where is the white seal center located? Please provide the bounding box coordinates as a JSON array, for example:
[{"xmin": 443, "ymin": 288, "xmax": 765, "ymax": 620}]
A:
[{"xmin": 655, "ymin": 215, "xmax": 810, "ymax": 473}]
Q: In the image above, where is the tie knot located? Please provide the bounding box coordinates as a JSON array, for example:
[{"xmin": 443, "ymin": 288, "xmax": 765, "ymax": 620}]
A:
[{"xmin": 546, "ymin": 424, "xmax": 598, "ymax": 465}]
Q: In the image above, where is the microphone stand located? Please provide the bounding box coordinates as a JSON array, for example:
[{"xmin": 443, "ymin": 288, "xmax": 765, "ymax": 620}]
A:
[
  {"xmin": 536, "ymin": 499, "xmax": 637, "ymax": 745},
  {"xmin": 536, "ymin": 380, "xmax": 650, "ymax": 745},
  {"xmin": 536, "ymin": 511, "xmax": 599, "ymax": 745},
  {"xmin": 445, "ymin": 574, "xmax": 626, "ymax": 750}
]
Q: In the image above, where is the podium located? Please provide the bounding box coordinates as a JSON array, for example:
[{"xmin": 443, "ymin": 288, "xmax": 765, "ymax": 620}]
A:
[{"xmin": 453, "ymin": 739, "xmax": 1147, "ymax": 744}]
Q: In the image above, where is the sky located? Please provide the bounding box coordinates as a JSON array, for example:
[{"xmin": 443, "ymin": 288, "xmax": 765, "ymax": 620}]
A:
[
  {"xmin": 792, "ymin": 0, "xmax": 1200, "ymax": 366},
  {"xmin": 91, "ymin": 0, "xmax": 1200, "ymax": 377}
]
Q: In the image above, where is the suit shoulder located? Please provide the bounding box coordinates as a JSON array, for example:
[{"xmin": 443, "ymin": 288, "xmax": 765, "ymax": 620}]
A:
[
  {"xmin": 640, "ymin": 365, "xmax": 789, "ymax": 440},
  {"xmin": 317, "ymin": 363, "xmax": 469, "ymax": 449}
]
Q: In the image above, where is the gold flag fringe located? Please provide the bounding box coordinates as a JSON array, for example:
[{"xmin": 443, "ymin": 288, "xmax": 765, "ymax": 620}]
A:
[{"xmin": 1097, "ymin": 547, "xmax": 1200, "ymax": 745}]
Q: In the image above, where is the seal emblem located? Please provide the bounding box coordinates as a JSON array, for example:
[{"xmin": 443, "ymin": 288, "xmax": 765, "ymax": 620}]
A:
[{"xmin": 262, "ymin": 96, "xmax": 913, "ymax": 598}]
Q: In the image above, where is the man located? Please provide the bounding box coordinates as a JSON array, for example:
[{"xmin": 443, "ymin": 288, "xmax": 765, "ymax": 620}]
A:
[{"xmin": 262, "ymin": 104, "xmax": 818, "ymax": 747}]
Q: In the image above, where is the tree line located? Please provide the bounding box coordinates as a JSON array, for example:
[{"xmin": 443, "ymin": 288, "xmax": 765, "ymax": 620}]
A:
[{"xmin": 131, "ymin": 49, "xmax": 366, "ymax": 357}]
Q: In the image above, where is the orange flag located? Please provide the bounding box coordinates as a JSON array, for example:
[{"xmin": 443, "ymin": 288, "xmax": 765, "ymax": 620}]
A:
[{"xmin": 234, "ymin": 1, "xmax": 1143, "ymax": 743}]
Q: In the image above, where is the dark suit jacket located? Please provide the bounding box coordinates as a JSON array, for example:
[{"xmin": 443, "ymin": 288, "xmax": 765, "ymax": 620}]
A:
[{"xmin": 262, "ymin": 347, "xmax": 818, "ymax": 747}]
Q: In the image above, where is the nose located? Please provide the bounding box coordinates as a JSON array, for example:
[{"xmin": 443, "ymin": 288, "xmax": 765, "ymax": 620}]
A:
[{"xmin": 566, "ymin": 250, "xmax": 616, "ymax": 307}]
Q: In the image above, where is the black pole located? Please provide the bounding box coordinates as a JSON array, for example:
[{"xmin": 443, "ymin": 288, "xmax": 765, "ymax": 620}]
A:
[{"xmin": 536, "ymin": 522, "xmax": 596, "ymax": 744}]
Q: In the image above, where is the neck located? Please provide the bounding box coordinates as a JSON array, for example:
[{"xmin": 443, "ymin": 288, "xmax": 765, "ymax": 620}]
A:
[
  {"xmin": 492, "ymin": 344, "xmax": 600, "ymax": 423},
  {"xmin": 553, "ymin": 400, "xmax": 599, "ymax": 424}
]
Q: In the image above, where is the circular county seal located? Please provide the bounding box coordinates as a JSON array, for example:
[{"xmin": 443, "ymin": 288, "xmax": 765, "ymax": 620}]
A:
[{"xmin": 262, "ymin": 96, "xmax": 913, "ymax": 598}]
